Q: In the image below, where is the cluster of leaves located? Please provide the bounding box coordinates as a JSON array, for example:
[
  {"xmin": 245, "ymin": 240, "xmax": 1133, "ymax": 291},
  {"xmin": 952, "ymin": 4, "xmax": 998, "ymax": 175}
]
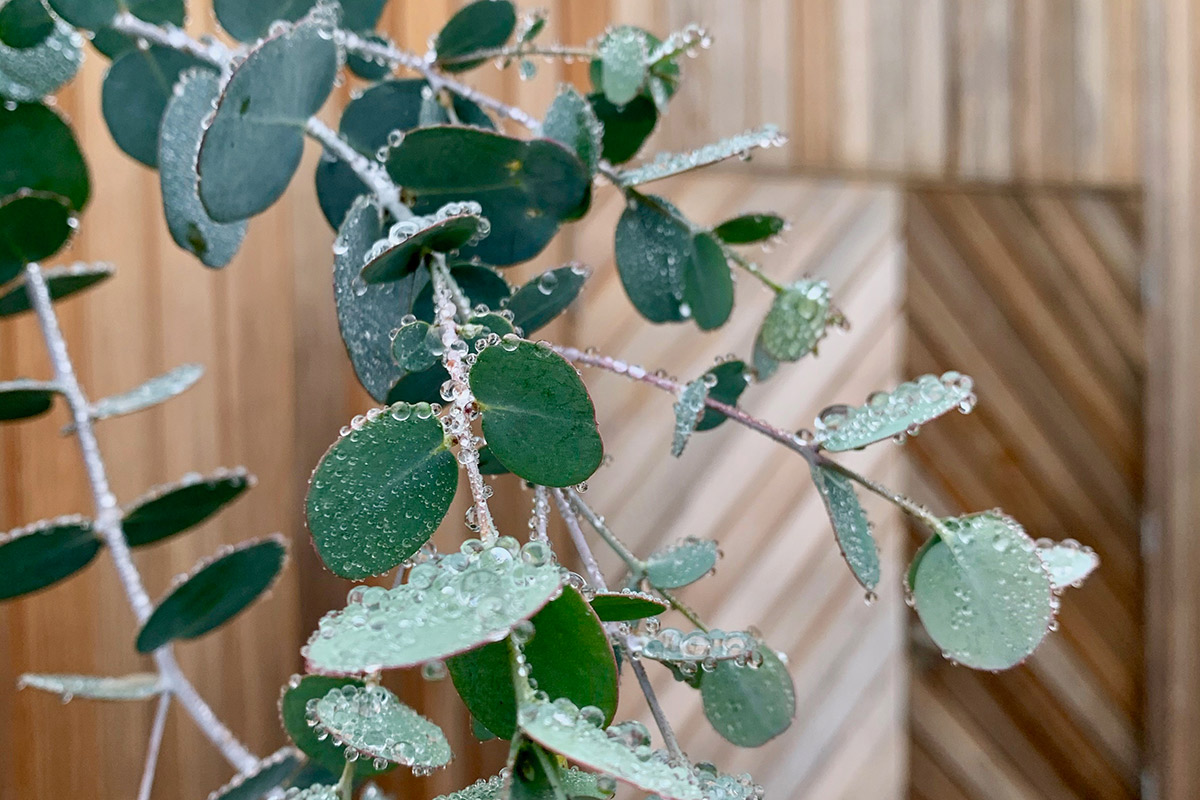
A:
[{"xmin": 0, "ymin": 0, "xmax": 1103, "ymax": 799}]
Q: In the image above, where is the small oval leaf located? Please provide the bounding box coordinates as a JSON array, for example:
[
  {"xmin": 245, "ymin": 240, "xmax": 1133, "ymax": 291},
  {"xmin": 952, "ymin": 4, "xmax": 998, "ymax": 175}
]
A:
[
  {"xmin": 0, "ymin": 191, "xmax": 75, "ymax": 284},
  {"xmin": 671, "ymin": 377, "xmax": 709, "ymax": 458},
  {"xmin": 360, "ymin": 202, "xmax": 490, "ymax": 284},
  {"xmin": 89, "ymin": 363, "xmax": 204, "ymax": 422},
  {"xmin": 597, "ymin": 27, "xmax": 648, "ymax": 106},
  {"xmin": 433, "ymin": 0, "xmax": 516, "ymax": 72},
  {"xmin": 699, "ymin": 645, "xmax": 795, "ymax": 747},
  {"xmin": 589, "ymin": 590, "xmax": 667, "ymax": 622},
  {"xmin": 713, "ymin": 213, "xmax": 786, "ymax": 245},
  {"xmin": 504, "ymin": 264, "xmax": 588, "ymax": 335},
  {"xmin": 310, "ymin": 683, "xmax": 451, "ymax": 768},
  {"xmin": 616, "ymin": 126, "xmax": 785, "ymax": 187},
  {"xmin": 588, "ymin": 92, "xmax": 656, "ymax": 164},
  {"xmin": 122, "ymin": 467, "xmax": 254, "ymax": 548},
  {"xmin": 280, "ymin": 674, "xmax": 390, "ymax": 779},
  {"xmin": 757, "ymin": 279, "xmax": 831, "ymax": 362},
  {"xmin": 644, "ymin": 537, "xmax": 719, "ymax": 589},
  {"xmin": 0, "ymin": 262, "xmax": 112, "ymax": 318},
  {"xmin": 810, "ymin": 464, "xmax": 880, "ymax": 591},
  {"xmin": 18, "ymin": 672, "xmax": 162, "ymax": 701},
  {"xmin": 0, "ymin": 101, "xmax": 89, "ymax": 211},
  {"xmin": 0, "ymin": 8, "xmax": 82, "ymax": 101},
  {"xmin": 0, "ymin": 516, "xmax": 99, "ymax": 600},
  {"xmin": 207, "ymin": 747, "xmax": 304, "ymax": 800},
  {"xmin": 543, "ymin": 85, "xmax": 603, "ymax": 175},
  {"xmin": 815, "ymin": 371, "xmax": 976, "ymax": 452},
  {"xmin": 1036, "ymin": 538, "xmax": 1099, "ymax": 591},
  {"xmin": 694, "ymin": 360, "xmax": 749, "ymax": 432},
  {"xmin": 102, "ymin": 46, "xmax": 209, "ymax": 167},
  {"xmin": 0, "ymin": 378, "xmax": 58, "ymax": 421}
]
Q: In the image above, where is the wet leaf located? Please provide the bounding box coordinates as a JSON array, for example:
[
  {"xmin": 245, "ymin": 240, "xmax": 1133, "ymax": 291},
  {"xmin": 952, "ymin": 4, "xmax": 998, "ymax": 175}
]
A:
[
  {"xmin": 385, "ymin": 126, "xmax": 589, "ymax": 266},
  {"xmin": 279, "ymin": 786, "xmax": 338, "ymax": 800},
  {"xmin": 644, "ymin": 537, "xmax": 719, "ymax": 589},
  {"xmin": 18, "ymin": 672, "xmax": 162, "ymax": 701},
  {"xmin": 810, "ymin": 464, "xmax": 879, "ymax": 591},
  {"xmin": 122, "ymin": 467, "xmax": 254, "ymax": 548},
  {"xmin": 310, "ymin": 683, "xmax": 451, "ymax": 768},
  {"xmin": 0, "ymin": 191, "xmax": 75, "ymax": 284},
  {"xmin": 0, "ymin": 6, "xmax": 82, "ymax": 101},
  {"xmin": 102, "ymin": 46, "xmax": 208, "ymax": 167},
  {"xmin": 713, "ymin": 213, "xmax": 786, "ymax": 245},
  {"xmin": 433, "ymin": 0, "xmax": 516, "ymax": 73},
  {"xmin": 815, "ymin": 371, "xmax": 976, "ymax": 452},
  {"xmin": 159, "ymin": 68, "xmax": 247, "ymax": 267},
  {"xmin": 198, "ymin": 12, "xmax": 338, "ymax": 222},
  {"xmin": 0, "ymin": 378, "xmax": 58, "ymax": 421},
  {"xmin": 908, "ymin": 512, "xmax": 1055, "ymax": 670},
  {"xmin": 280, "ymin": 674, "xmax": 391, "ymax": 778},
  {"xmin": 135, "ymin": 535, "xmax": 288, "ymax": 652},
  {"xmin": 207, "ymin": 747, "xmax": 304, "ymax": 800},
  {"xmin": 436, "ymin": 769, "xmax": 610, "ymax": 800},
  {"xmin": 470, "ymin": 339, "xmax": 603, "ymax": 487},
  {"xmin": 88, "ymin": 0, "xmax": 185, "ymax": 60},
  {"xmin": 543, "ymin": 85, "xmax": 602, "ymax": 175},
  {"xmin": 682, "ymin": 232, "xmax": 733, "ymax": 331},
  {"xmin": 1036, "ymin": 539, "xmax": 1099, "ymax": 591},
  {"xmin": 448, "ymin": 586, "xmax": 618, "ymax": 740},
  {"xmin": 613, "ymin": 194, "xmax": 688, "ymax": 323},
  {"xmin": 587, "ymin": 92, "xmax": 656, "ymax": 164},
  {"xmin": 305, "ymin": 403, "xmax": 457, "ymax": 578},
  {"xmin": 757, "ymin": 279, "xmax": 831, "ymax": 362},
  {"xmin": 386, "ymin": 364, "xmax": 449, "ymax": 405},
  {"xmin": 411, "ymin": 262, "xmax": 508, "ymax": 322},
  {"xmin": 0, "ymin": 101, "xmax": 89, "ymax": 211},
  {"xmin": 390, "ymin": 320, "xmax": 439, "ymax": 373},
  {"xmin": 597, "ymin": 27, "xmax": 648, "ymax": 106},
  {"xmin": 0, "ymin": 516, "xmax": 99, "ymax": 600},
  {"xmin": 616, "ymin": 126, "xmax": 785, "ymax": 187},
  {"xmin": 694, "ymin": 360, "xmax": 748, "ymax": 432},
  {"xmin": 750, "ymin": 336, "xmax": 778, "ymax": 383},
  {"xmin": 0, "ymin": 262, "xmax": 112, "ymax": 317},
  {"xmin": 360, "ymin": 202, "xmax": 490, "ymax": 284},
  {"xmin": 507, "ymin": 739, "xmax": 567, "ymax": 800},
  {"xmin": 504, "ymin": 264, "xmax": 588, "ymax": 335},
  {"xmin": 699, "ymin": 646, "xmax": 795, "ymax": 747},
  {"xmin": 671, "ymin": 377, "xmax": 708, "ymax": 458},
  {"xmin": 589, "ymin": 590, "xmax": 667, "ymax": 622},
  {"xmin": 519, "ymin": 699, "xmax": 702, "ymax": 800},
  {"xmin": 44, "ymin": 0, "xmax": 118, "ymax": 29},
  {"xmin": 88, "ymin": 363, "xmax": 204, "ymax": 422},
  {"xmin": 214, "ymin": 0, "xmax": 385, "ymax": 41},
  {"xmin": 303, "ymin": 538, "xmax": 564, "ymax": 675}
]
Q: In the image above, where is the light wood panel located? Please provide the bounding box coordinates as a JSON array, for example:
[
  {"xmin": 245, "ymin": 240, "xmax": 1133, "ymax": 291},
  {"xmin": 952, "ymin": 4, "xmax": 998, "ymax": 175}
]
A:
[{"xmin": 904, "ymin": 187, "xmax": 1144, "ymax": 800}]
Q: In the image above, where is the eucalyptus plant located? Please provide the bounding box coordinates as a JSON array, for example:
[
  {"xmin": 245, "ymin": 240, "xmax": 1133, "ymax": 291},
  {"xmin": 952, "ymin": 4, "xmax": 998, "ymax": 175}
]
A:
[{"xmin": 0, "ymin": 0, "xmax": 1103, "ymax": 798}]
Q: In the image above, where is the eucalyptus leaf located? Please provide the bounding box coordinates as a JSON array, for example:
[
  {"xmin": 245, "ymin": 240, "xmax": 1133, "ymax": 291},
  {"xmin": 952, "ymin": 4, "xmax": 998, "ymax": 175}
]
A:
[
  {"xmin": 1035, "ymin": 539, "xmax": 1099, "ymax": 591},
  {"xmin": 280, "ymin": 675, "xmax": 390, "ymax": 779},
  {"xmin": 0, "ymin": 101, "xmax": 89, "ymax": 211},
  {"xmin": 615, "ymin": 126, "xmax": 785, "ymax": 187},
  {"xmin": 447, "ymin": 586, "xmax": 618, "ymax": 740},
  {"xmin": 360, "ymin": 201, "xmax": 490, "ymax": 284},
  {"xmin": 613, "ymin": 194, "xmax": 687, "ymax": 323},
  {"xmin": 18, "ymin": 672, "xmax": 162, "ymax": 701},
  {"xmin": 102, "ymin": 46, "xmax": 208, "ymax": 167},
  {"xmin": 757, "ymin": 279, "xmax": 831, "ymax": 362},
  {"xmin": 89, "ymin": 0, "xmax": 185, "ymax": 60},
  {"xmin": 0, "ymin": 6, "xmax": 82, "ymax": 101},
  {"xmin": 470, "ymin": 339, "xmax": 603, "ymax": 487},
  {"xmin": 0, "ymin": 515, "xmax": 99, "ymax": 600},
  {"xmin": 909, "ymin": 512, "xmax": 1055, "ymax": 670},
  {"xmin": 597, "ymin": 27, "xmax": 648, "ymax": 106},
  {"xmin": 412, "ymin": 262, "xmax": 509, "ymax": 322},
  {"xmin": 694, "ymin": 360, "xmax": 748, "ymax": 432},
  {"xmin": 815, "ymin": 371, "xmax": 976, "ymax": 452},
  {"xmin": 214, "ymin": 0, "xmax": 385, "ymax": 41},
  {"xmin": 303, "ymin": 538, "xmax": 564, "ymax": 675},
  {"xmin": 713, "ymin": 213, "xmax": 786, "ymax": 245},
  {"xmin": 385, "ymin": 364, "xmax": 449, "ymax": 405},
  {"xmin": 0, "ymin": 378, "xmax": 58, "ymax": 421},
  {"xmin": 644, "ymin": 537, "xmax": 719, "ymax": 589},
  {"xmin": 310, "ymin": 683, "xmax": 451, "ymax": 768},
  {"xmin": 159, "ymin": 68, "xmax": 247, "ymax": 267},
  {"xmin": 305, "ymin": 402, "xmax": 457, "ymax": 579},
  {"xmin": 543, "ymin": 85, "xmax": 602, "ymax": 175},
  {"xmin": 207, "ymin": 747, "xmax": 304, "ymax": 800},
  {"xmin": 671, "ymin": 377, "xmax": 708, "ymax": 457},
  {"xmin": 135, "ymin": 535, "xmax": 288, "ymax": 652},
  {"xmin": 436, "ymin": 769, "xmax": 611, "ymax": 800},
  {"xmin": 390, "ymin": 320, "xmax": 439, "ymax": 373},
  {"xmin": 0, "ymin": 262, "xmax": 111, "ymax": 317},
  {"xmin": 88, "ymin": 363, "xmax": 204, "ymax": 422},
  {"xmin": 682, "ymin": 232, "xmax": 734, "ymax": 330},
  {"xmin": 433, "ymin": 0, "xmax": 516, "ymax": 73},
  {"xmin": 699, "ymin": 646, "xmax": 795, "ymax": 747},
  {"xmin": 810, "ymin": 465, "xmax": 879, "ymax": 591},
  {"xmin": 44, "ymin": 0, "xmax": 117, "ymax": 29},
  {"xmin": 750, "ymin": 335, "xmax": 778, "ymax": 383},
  {"xmin": 0, "ymin": 191, "xmax": 75, "ymax": 284},
  {"xmin": 589, "ymin": 591, "xmax": 667, "ymax": 622},
  {"xmin": 504, "ymin": 264, "xmax": 588, "ymax": 335},
  {"xmin": 122, "ymin": 467, "xmax": 254, "ymax": 548},
  {"xmin": 587, "ymin": 92, "xmax": 656, "ymax": 164},
  {"xmin": 198, "ymin": 11, "xmax": 338, "ymax": 222}
]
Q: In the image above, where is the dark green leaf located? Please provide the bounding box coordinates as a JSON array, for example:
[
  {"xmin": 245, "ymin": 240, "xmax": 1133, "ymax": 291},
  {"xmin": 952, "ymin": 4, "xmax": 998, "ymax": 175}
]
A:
[
  {"xmin": 385, "ymin": 126, "xmax": 589, "ymax": 266},
  {"xmin": 613, "ymin": 194, "xmax": 687, "ymax": 323},
  {"xmin": 589, "ymin": 590, "xmax": 667, "ymax": 622},
  {"xmin": 0, "ymin": 101, "xmax": 89, "ymax": 211},
  {"xmin": 597, "ymin": 27, "xmax": 648, "ymax": 106},
  {"xmin": 543, "ymin": 85, "xmax": 602, "ymax": 175},
  {"xmin": 699, "ymin": 646, "xmax": 795, "ymax": 747},
  {"xmin": 0, "ymin": 515, "xmax": 100, "ymax": 600},
  {"xmin": 504, "ymin": 264, "xmax": 588, "ymax": 335},
  {"xmin": 411, "ymin": 262, "xmax": 508, "ymax": 322},
  {"xmin": 750, "ymin": 335, "xmax": 778, "ymax": 382},
  {"xmin": 198, "ymin": 13, "xmax": 338, "ymax": 222},
  {"xmin": 809, "ymin": 464, "xmax": 879, "ymax": 591},
  {"xmin": 44, "ymin": 0, "xmax": 117, "ymax": 29},
  {"xmin": 713, "ymin": 213, "xmax": 786, "ymax": 245},
  {"xmin": 305, "ymin": 402, "xmax": 457, "ymax": 578},
  {"xmin": 508, "ymin": 739, "xmax": 566, "ymax": 800},
  {"xmin": 346, "ymin": 33, "xmax": 392, "ymax": 80},
  {"xmin": 433, "ymin": 0, "xmax": 516, "ymax": 73},
  {"xmin": 1, "ymin": 0, "xmax": 58, "ymax": 45},
  {"xmin": 758, "ymin": 279, "xmax": 831, "ymax": 362},
  {"xmin": 135, "ymin": 535, "xmax": 287, "ymax": 652},
  {"xmin": 89, "ymin": 0, "xmax": 184, "ymax": 60},
  {"xmin": 122, "ymin": 467, "xmax": 254, "ymax": 548},
  {"xmin": 101, "ymin": 46, "xmax": 208, "ymax": 167},
  {"xmin": 644, "ymin": 537, "xmax": 719, "ymax": 589},
  {"xmin": 214, "ymin": 0, "xmax": 383, "ymax": 41},
  {"xmin": 0, "ymin": 191, "xmax": 74, "ymax": 284},
  {"xmin": 682, "ymin": 232, "xmax": 733, "ymax": 330},
  {"xmin": 0, "ymin": 7, "xmax": 81, "ymax": 101},
  {"xmin": 0, "ymin": 377, "xmax": 57, "ymax": 421},
  {"xmin": 280, "ymin": 675, "xmax": 391, "ymax": 778},
  {"xmin": 671, "ymin": 377, "xmax": 708, "ymax": 457},
  {"xmin": 390, "ymin": 320, "xmax": 439, "ymax": 373},
  {"xmin": 448, "ymin": 586, "xmax": 618, "ymax": 740},
  {"xmin": 476, "ymin": 444, "xmax": 509, "ymax": 475},
  {"xmin": 587, "ymin": 92, "xmax": 656, "ymax": 164},
  {"xmin": 209, "ymin": 747, "xmax": 304, "ymax": 800},
  {"xmin": 159, "ymin": 68, "xmax": 246, "ymax": 267},
  {"xmin": 470, "ymin": 339, "xmax": 603, "ymax": 487},
  {"xmin": 0, "ymin": 262, "xmax": 111, "ymax": 317},
  {"xmin": 361, "ymin": 202, "xmax": 490, "ymax": 284},
  {"xmin": 89, "ymin": 363, "xmax": 203, "ymax": 422},
  {"xmin": 694, "ymin": 360, "xmax": 748, "ymax": 432},
  {"xmin": 386, "ymin": 364, "xmax": 449, "ymax": 405}
]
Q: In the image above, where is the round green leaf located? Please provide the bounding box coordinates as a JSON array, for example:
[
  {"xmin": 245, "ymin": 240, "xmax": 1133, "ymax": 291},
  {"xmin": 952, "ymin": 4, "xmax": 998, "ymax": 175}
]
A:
[
  {"xmin": 1036, "ymin": 539, "xmax": 1099, "ymax": 591},
  {"xmin": 198, "ymin": 12, "xmax": 338, "ymax": 222},
  {"xmin": 385, "ymin": 126, "xmax": 589, "ymax": 266},
  {"xmin": 44, "ymin": 0, "xmax": 115, "ymax": 29},
  {"xmin": 0, "ymin": 7, "xmax": 82, "ymax": 101},
  {"xmin": 699, "ymin": 646, "xmax": 795, "ymax": 747},
  {"xmin": 504, "ymin": 264, "xmax": 588, "ymax": 335},
  {"xmin": 305, "ymin": 402, "xmax": 457, "ymax": 579},
  {"xmin": 0, "ymin": 377, "xmax": 58, "ymax": 420},
  {"xmin": 390, "ymin": 320, "xmax": 439, "ymax": 373},
  {"xmin": 0, "ymin": 515, "xmax": 99, "ymax": 600},
  {"xmin": 101, "ymin": 46, "xmax": 208, "ymax": 168},
  {"xmin": 519, "ymin": 699, "xmax": 702, "ymax": 800},
  {"xmin": 0, "ymin": 261, "xmax": 111, "ymax": 317},
  {"xmin": 750, "ymin": 335, "xmax": 778, "ymax": 383},
  {"xmin": 360, "ymin": 202, "xmax": 490, "ymax": 284},
  {"xmin": 543, "ymin": 85, "xmax": 602, "ymax": 175},
  {"xmin": 645, "ymin": 537, "xmax": 719, "ymax": 589},
  {"xmin": 0, "ymin": 191, "xmax": 75, "ymax": 284},
  {"xmin": 18, "ymin": 672, "xmax": 162, "ymax": 701},
  {"xmin": 88, "ymin": 363, "xmax": 204, "ymax": 422},
  {"xmin": 0, "ymin": 101, "xmax": 89, "ymax": 210},
  {"xmin": 596, "ymin": 27, "xmax": 648, "ymax": 106},
  {"xmin": 758, "ymin": 279, "xmax": 831, "ymax": 362},
  {"xmin": 207, "ymin": 747, "xmax": 304, "ymax": 800},
  {"xmin": 310, "ymin": 683, "xmax": 451, "ymax": 768},
  {"xmin": 470, "ymin": 339, "xmax": 603, "ymax": 487},
  {"xmin": 280, "ymin": 675, "xmax": 390, "ymax": 779},
  {"xmin": 447, "ymin": 586, "xmax": 618, "ymax": 740},
  {"xmin": 815, "ymin": 371, "xmax": 976, "ymax": 452},
  {"xmin": 694, "ymin": 360, "xmax": 749, "ymax": 432},
  {"xmin": 214, "ymin": 0, "xmax": 384, "ymax": 41},
  {"xmin": 682, "ymin": 232, "xmax": 733, "ymax": 331},
  {"xmin": 303, "ymin": 538, "xmax": 564, "ymax": 675},
  {"xmin": 159, "ymin": 68, "xmax": 247, "ymax": 267},
  {"xmin": 346, "ymin": 32, "xmax": 391, "ymax": 80},
  {"xmin": 89, "ymin": 0, "xmax": 186, "ymax": 60},
  {"xmin": 909, "ymin": 512, "xmax": 1055, "ymax": 670},
  {"xmin": 122, "ymin": 467, "xmax": 254, "ymax": 548},
  {"xmin": 713, "ymin": 213, "xmax": 786, "ymax": 245},
  {"xmin": 135, "ymin": 535, "xmax": 287, "ymax": 652},
  {"xmin": 433, "ymin": 0, "xmax": 516, "ymax": 73},
  {"xmin": 810, "ymin": 465, "xmax": 879, "ymax": 591},
  {"xmin": 386, "ymin": 364, "xmax": 449, "ymax": 405},
  {"xmin": 613, "ymin": 194, "xmax": 687, "ymax": 323},
  {"xmin": 412, "ymin": 262, "xmax": 508, "ymax": 322},
  {"xmin": 671, "ymin": 376, "xmax": 708, "ymax": 458},
  {"xmin": 589, "ymin": 590, "xmax": 667, "ymax": 622},
  {"xmin": 588, "ymin": 92, "xmax": 656, "ymax": 164}
]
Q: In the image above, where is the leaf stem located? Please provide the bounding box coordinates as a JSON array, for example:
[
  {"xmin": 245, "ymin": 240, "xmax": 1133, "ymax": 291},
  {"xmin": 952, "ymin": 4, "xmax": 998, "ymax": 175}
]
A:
[
  {"xmin": 337, "ymin": 757, "xmax": 355, "ymax": 800},
  {"xmin": 564, "ymin": 488, "xmax": 646, "ymax": 574},
  {"xmin": 816, "ymin": 455, "xmax": 944, "ymax": 531},
  {"xmin": 654, "ymin": 588, "xmax": 709, "ymax": 633},
  {"xmin": 137, "ymin": 693, "xmax": 171, "ymax": 800},
  {"xmin": 530, "ymin": 485, "xmax": 550, "ymax": 542},
  {"xmin": 550, "ymin": 489, "xmax": 606, "ymax": 587},
  {"xmin": 721, "ymin": 244, "xmax": 784, "ymax": 293}
]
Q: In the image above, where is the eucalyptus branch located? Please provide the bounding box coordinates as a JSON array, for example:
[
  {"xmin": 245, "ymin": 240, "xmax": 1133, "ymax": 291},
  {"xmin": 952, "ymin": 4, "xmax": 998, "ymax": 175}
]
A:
[
  {"xmin": 110, "ymin": 12, "xmax": 230, "ymax": 67},
  {"xmin": 530, "ymin": 485, "xmax": 550, "ymax": 542},
  {"xmin": 137, "ymin": 693, "xmax": 171, "ymax": 800},
  {"xmin": 434, "ymin": 43, "xmax": 596, "ymax": 67},
  {"xmin": 629, "ymin": 656, "xmax": 686, "ymax": 763},
  {"xmin": 563, "ymin": 488, "xmax": 645, "ymax": 574},
  {"xmin": 720, "ymin": 244, "xmax": 784, "ymax": 293},
  {"xmin": 22, "ymin": 264, "xmax": 258, "ymax": 774},
  {"xmin": 550, "ymin": 488, "xmax": 605, "ymax": 587},
  {"xmin": 654, "ymin": 588, "xmax": 709, "ymax": 633}
]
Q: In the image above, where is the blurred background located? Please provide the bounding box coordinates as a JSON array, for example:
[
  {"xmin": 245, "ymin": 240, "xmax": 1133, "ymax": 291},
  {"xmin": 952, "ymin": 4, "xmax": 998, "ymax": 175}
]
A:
[{"xmin": 3, "ymin": 1, "xmax": 1197, "ymax": 799}]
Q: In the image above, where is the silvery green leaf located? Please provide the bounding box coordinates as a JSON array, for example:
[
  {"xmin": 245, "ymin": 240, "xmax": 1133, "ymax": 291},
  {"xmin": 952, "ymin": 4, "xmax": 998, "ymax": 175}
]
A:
[
  {"xmin": 434, "ymin": 769, "xmax": 610, "ymax": 800},
  {"xmin": 308, "ymin": 683, "xmax": 451, "ymax": 768},
  {"xmin": 671, "ymin": 377, "xmax": 708, "ymax": 457},
  {"xmin": 0, "ymin": 262, "xmax": 112, "ymax": 317},
  {"xmin": 18, "ymin": 672, "xmax": 162, "ymax": 701},
  {"xmin": 815, "ymin": 371, "xmax": 976, "ymax": 452},
  {"xmin": 0, "ymin": 377, "xmax": 59, "ymax": 421},
  {"xmin": 88, "ymin": 363, "xmax": 204, "ymax": 422},
  {"xmin": 908, "ymin": 512, "xmax": 1055, "ymax": 670},
  {"xmin": 644, "ymin": 537, "xmax": 719, "ymax": 589},
  {"xmin": 757, "ymin": 279, "xmax": 831, "ymax": 362},
  {"xmin": 615, "ymin": 125, "xmax": 786, "ymax": 187},
  {"xmin": 207, "ymin": 746, "xmax": 304, "ymax": 800},
  {"xmin": 102, "ymin": 47, "xmax": 209, "ymax": 168},
  {"xmin": 159, "ymin": 68, "xmax": 247, "ymax": 267},
  {"xmin": 810, "ymin": 464, "xmax": 880, "ymax": 591},
  {"xmin": 284, "ymin": 786, "xmax": 338, "ymax": 800},
  {"xmin": 640, "ymin": 627, "xmax": 757, "ymax": 667},
  {"xmin": 0, "ymin": 5, "xmax": 83, "ymax": 101},
  {"xmin": 1035, "ymin": 539, "xmax": 1099, "ymax": 591},
  {"xmin": 504, "ymin": 263, "xmax": 588, "ymax": 335},
  {"xmin": 518, "ymin": 699, "xmax": 701, "ymax": 800},
  {"xmin": 303, "ymin": 537, "xmax": 564, "ymax": 675},
  {"xmin": 597, "ymin": 27, "xmax": 648, "ymax": 106},
  {"xmin": 543, "ymin": 85, "xmax": 603, "ymax": 174},
  {"xmin": 699, "ymin": 646, "xmax": 795, "ymax": 747}
]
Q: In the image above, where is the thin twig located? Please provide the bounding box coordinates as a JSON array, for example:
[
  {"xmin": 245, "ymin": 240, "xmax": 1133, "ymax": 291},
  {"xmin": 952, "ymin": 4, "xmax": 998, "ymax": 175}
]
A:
[
  {"xmin": 550, "ymin": 489, "xmax": 605, "ymax": 587},
  {"xmin": 721, "ymin": 244, "xmax": 785, "ymax": 293},
  {"xmin": 434, "ymin": 43, "xmax": 596, "ymax": 66},
  {"xmin": 303, "ymin": 118, "xmax": 410, "ymax": 221},
  {"xmin": 531, "ymin": 485, "xmax": 550, "ymax": 542},
  {"xmin": 654, "ymin": 588, "xmax": 709, "ymax": 633},
  {"xmin": 564, "ymin": 488, "xmax": 645, "ymax": 574},
  {"xmin": 137, "ymin": 693, "xmax": 171, "ymax": 800},
  {"xmin": 629, "ymin": 657, "xmax": 686, "ymax": 763}
]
